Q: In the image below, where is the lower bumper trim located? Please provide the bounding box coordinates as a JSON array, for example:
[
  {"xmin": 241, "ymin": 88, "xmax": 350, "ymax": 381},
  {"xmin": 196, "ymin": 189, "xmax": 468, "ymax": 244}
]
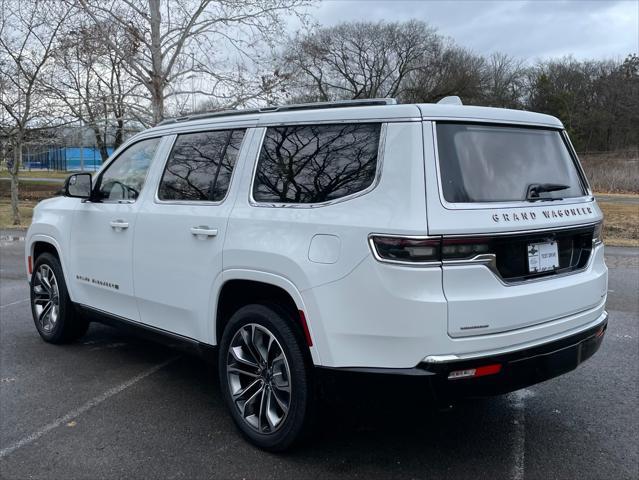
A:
[
  {"xmin": 320, "ymin": 313, "xmax": 607, "ymax": 398},
  {"xmin": 423, "ymin": 314, "xmax": 607, "ymax": 398}
]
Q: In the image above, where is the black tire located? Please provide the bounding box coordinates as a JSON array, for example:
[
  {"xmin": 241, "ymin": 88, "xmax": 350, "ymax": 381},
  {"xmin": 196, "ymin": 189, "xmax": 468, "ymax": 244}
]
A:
[
  {"xmin": 218, "ymin": 304, "xmax": 315, "ymax": 451},
  {"xmin": 30, "ymin": 252, "xmax": 89, "ymax": 344}
]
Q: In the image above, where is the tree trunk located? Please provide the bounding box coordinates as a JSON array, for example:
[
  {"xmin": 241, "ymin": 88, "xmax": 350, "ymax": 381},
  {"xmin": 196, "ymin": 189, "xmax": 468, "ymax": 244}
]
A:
[
  {"xmin": 99, "ymin": 144, "xmax": 110, "ymax": 163},
  {"xmin": 9, "ymin": 142, "xmax": 22, "ymax": 225},
  {"xmin": 150, "ymin": 80, "xmax": 165, "ymax": 125},
  {"xmin": 149, "ymin": 0, "xmax": 165, "ymax": 125},
  {"xmin": 10, "ymin": 174, "xmax": 20, "ymax": 226},
  {"xmin": 91, "ymin": 125, "xmax": 110, "ymax": 162},
  {"xmin": 114, "ymin": 116, "xmax": 124, "ymax": 150}
]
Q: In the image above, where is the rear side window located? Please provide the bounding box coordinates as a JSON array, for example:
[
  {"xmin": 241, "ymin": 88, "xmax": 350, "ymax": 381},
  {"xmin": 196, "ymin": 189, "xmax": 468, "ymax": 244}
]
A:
[
  {"xmin": 252, "ymin": 123, "xmax": 381, "ymax": 204},
  {"xmin": 158, "ymin": 129, "xmax": 245, "ymax": 202},
  {"xmin": 436, "ymin": 123, "xmax": 586, "ymax": 203}
]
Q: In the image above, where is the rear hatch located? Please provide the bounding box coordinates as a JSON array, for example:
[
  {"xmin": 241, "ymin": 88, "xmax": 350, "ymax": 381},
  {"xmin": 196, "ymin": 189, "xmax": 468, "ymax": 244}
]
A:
[{"xmin": 423, "ymin": 120, "xmax": 605, "ymax": 337}]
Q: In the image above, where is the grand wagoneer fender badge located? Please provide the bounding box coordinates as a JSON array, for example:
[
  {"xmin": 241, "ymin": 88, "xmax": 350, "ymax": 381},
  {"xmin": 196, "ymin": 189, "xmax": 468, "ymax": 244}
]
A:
[{"xmin": 76, "ymin": 274, "xmax": 119, "ymax": 290}]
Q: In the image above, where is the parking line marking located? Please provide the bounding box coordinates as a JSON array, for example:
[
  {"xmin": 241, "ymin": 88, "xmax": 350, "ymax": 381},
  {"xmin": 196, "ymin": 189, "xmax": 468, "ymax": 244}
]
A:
[
  {"xmin": 509, "ymin": 389, "xmax": 532, "ymax": 480},
  {"xmin": 0, "ymin": 356, "xmax": 179, "ymax": 459},
  {"xmin": 0, "ymin": 298, "xmax": 29, "ymax": 309}
]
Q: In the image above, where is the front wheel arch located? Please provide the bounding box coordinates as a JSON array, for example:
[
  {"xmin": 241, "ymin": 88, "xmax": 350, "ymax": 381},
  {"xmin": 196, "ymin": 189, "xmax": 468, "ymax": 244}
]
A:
[
  {"xmin": 28, "ymin": 235, "xmax": 77, "ymax": 303},
  {"xmin": 33, "ymin": 240, "xmax": 60, "ymax": 263},
  {"xmin": 30, "ymin": 252, "xmax": 89, "ymax": 343}
]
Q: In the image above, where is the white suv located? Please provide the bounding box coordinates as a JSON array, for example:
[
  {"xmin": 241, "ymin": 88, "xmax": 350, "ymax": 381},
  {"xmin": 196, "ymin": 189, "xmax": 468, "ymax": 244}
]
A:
[{"xmin": 26, "ymin": 98, "xmax": 608, "ymax": 450}]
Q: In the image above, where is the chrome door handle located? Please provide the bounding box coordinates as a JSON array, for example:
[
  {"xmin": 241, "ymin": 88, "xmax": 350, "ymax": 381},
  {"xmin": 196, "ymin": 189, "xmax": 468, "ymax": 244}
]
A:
[
  {"xmin": 190, "ymin": 226, "xmax": 218, "ymax": 237},
  {"xmin": 110, "ymin": 220, "xmax": 129, "ymax": 230}
]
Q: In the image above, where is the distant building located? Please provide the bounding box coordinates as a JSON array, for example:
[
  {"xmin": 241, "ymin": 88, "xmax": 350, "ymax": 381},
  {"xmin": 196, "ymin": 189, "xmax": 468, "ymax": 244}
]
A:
[
  {"xmin": 23, "ymin": 146, "xmax": 114, "ymax": 171},
  {"xmin": 4, "ymin": 123, "xmax": 140, "ymax": 171}
]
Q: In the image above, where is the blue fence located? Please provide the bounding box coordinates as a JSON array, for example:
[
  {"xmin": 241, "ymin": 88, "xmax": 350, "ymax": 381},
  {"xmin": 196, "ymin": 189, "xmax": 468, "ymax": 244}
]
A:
[{"xmin": 23, "ymin": 146, "xmax": 114, "ymax": 171}]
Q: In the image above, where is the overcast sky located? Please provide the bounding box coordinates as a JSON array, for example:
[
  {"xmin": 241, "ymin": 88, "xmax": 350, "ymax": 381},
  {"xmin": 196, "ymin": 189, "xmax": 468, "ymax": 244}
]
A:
[{"xmin": 306, "ymin": 0, "xmax": 638, "ymax": 62}]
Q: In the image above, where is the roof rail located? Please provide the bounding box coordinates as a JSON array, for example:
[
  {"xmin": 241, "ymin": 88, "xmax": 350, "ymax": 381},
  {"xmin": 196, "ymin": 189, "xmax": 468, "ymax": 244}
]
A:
[{"xmin": 157, "ymin": 98, "xmax": 397, "ymax": 126}]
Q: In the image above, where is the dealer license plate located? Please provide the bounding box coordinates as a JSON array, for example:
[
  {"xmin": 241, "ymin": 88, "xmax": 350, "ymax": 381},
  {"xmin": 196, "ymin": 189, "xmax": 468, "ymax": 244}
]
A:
[{"xmin": 527, "ymin": 241, "xmax": 559, "ymax": 273}]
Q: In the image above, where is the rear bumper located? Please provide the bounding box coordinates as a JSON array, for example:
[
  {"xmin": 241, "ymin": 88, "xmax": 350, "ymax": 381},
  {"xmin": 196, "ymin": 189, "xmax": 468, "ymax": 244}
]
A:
[
  {"xmin": 322, "ymin": 312, "xmax": 607, "ymax": 398},
  {"xmin": 307, "ymin": 243, "xmax": 607, "ymax": 369},
  {"xmin": 423, "ymin": 312, "xmax": 607, "ymax": 398}
]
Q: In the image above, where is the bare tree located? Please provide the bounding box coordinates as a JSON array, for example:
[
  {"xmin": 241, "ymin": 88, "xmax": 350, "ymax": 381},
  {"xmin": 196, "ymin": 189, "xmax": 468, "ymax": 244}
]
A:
[
  {"xmin": 404, "ymin": 49, "xmax": 526, "ymax": 107},
  {"xmin": 48, "ymin": 21, "xmax": 142, "ymax": 162},
  {"xmin": 77, "ymin": 0, "xmax": 310, "ymax": 125},
  {"xmin": 0, "ymin": 0, "xmax": 71, "ymax": 225},
  {"xmin": 527, "ymin": 54, "xmax": 639, "ymax": 151},
  {"xmin": 282, "ymin": 20, "xmax": 441, "ymax": 102},
  {"xmin": 481, "ymin": 52, "xmax": 526, "ymax": 108},
  {"xmin": 402, "ymin": 44, "xmax": 485, "ymax": 103}
]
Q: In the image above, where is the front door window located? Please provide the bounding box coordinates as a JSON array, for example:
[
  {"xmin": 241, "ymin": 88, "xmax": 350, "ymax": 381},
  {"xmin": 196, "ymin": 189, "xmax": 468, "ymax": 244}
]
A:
[{"xmin": 97, "ymin": 138, "xmax": 160, "ymax": 202}]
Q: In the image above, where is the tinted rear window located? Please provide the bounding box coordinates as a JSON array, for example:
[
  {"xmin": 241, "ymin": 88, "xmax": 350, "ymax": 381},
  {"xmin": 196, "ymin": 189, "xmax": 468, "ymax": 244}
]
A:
[
  {"xmin": 158, "ymin": 129, "xmax": 244, "ymax": 202},
  {"xmin": 252, "ymin": 123, "xmax": 381, "ymax": 204},
  {"xmin": 436, "ymin": 123, "xmax": 586, "ymax": 203}
]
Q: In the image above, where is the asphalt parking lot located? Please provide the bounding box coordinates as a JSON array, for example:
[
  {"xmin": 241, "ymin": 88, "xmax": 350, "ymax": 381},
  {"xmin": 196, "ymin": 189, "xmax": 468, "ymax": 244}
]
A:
[{"xmin": 1, "ymin": 230, "xmax": 637, "ymax": 480}]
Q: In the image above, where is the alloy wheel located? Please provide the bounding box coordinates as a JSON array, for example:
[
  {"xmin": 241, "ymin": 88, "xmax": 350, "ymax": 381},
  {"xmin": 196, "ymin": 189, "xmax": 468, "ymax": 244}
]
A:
[
  {"xmin": 32, "ymin": 264, "xmax": 60, "ymax": 333},
  {"xmin": 226, "ymin": 323, "xmax": 292, "ymax": 433}
]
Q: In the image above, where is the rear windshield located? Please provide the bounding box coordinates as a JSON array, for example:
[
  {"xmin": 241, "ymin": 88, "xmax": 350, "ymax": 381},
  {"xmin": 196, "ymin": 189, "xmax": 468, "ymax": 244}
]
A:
[{"xmin": 436, "ymin": 123, "xmax": 586, "ymax": 203}]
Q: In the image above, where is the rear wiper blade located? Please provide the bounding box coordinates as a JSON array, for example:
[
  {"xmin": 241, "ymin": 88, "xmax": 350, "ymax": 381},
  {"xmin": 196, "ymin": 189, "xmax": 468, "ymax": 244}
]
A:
[{"xmin": 526, "ymin": 183, "xmax": 570, "ymax": 202}]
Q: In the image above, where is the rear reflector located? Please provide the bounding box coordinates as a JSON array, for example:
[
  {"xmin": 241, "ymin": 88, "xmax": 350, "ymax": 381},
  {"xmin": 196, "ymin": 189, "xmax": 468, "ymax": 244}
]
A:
[
  {"xmin": 298, "ymin": 310, "xmax": 313, "ymax": 347},
  {"xmin": 28, "ymin": 256, "xmax": 33, "ymax": 275},
  {"xmin": 448, "ymin": 363, "xmax": 502, "ymax": 380}
]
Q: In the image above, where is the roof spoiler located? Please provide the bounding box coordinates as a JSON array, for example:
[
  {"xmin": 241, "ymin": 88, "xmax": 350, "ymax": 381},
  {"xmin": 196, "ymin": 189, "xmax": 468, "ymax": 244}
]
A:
[{"xmin": 437, "ymin": 96, "xmax": 463, "ymax": 105}]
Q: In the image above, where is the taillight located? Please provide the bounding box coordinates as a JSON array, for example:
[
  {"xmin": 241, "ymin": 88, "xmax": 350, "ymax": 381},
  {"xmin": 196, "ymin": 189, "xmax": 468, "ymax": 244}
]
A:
[
  {"xmin": 441, "ymin": 237, "xmax": 492, "ymax": 260},
  {"xmin": 369, "ymin": 235, "xmax": 440, "ymax": 263},
  {"xmin": 369, "ymin": 235, "xmax": 496, "ymax": 264},
  {"xmin": 593, "ymin": 221, "xmax": 603, "ymax": 245}
]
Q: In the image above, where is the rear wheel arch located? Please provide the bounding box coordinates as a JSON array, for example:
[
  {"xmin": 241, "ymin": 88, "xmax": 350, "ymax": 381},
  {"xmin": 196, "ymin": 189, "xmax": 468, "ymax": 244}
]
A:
[
  {"xmin": 218, "ymin": 303, "xmax": 316, "ymax": 450},
  {"xmin": 215, "ymin": 278, "xmax": 314, "ymax": 361}
]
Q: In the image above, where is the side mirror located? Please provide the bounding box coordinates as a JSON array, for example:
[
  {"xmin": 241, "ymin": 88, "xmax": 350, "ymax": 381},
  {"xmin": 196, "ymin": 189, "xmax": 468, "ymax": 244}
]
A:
[{"xmin": 64, "ymin": 173, "xmax": 92, "ymax": 199}]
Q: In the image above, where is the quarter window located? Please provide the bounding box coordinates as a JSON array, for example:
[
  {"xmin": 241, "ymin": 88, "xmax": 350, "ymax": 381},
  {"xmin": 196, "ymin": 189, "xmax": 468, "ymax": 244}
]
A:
[
  {"xmin": 97, "ymin": 138, "xmax": 160, "ymax": 202},
  {"xmin": 252, "ymin": 123, "xmax": 381, "ymax": 204},
  {"xmin": 158, "ymin": 129, "xmax": 245, "ymax": 202}
]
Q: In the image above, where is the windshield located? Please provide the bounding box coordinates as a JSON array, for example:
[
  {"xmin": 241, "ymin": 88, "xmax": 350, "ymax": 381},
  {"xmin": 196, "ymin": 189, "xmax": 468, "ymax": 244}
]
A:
[{"xmin": 436, "ymin": 123, "xmax": 587, "ymax": 203}]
